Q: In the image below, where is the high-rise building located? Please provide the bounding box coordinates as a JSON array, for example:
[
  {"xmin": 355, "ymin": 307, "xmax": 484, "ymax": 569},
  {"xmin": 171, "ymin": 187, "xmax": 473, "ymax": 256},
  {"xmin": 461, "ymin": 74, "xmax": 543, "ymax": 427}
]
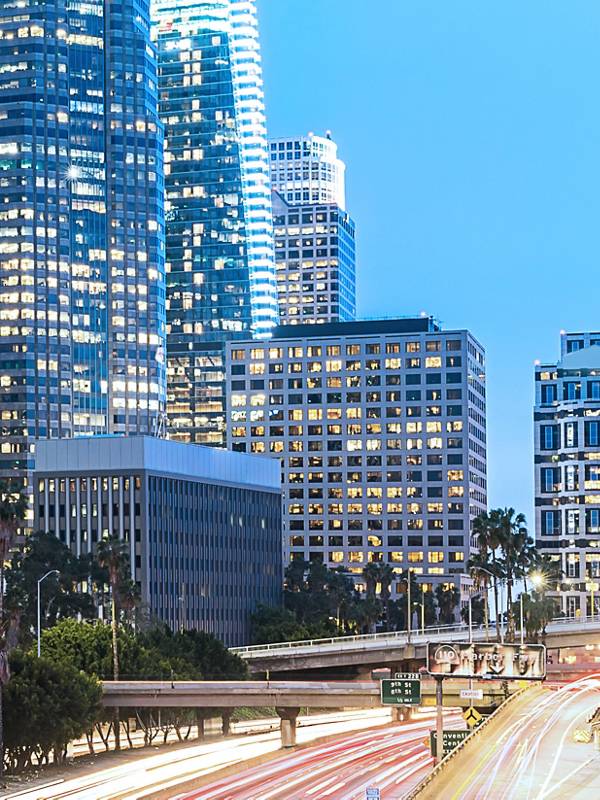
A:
[
  {"xmin": 153, "ymin": 0, "xmax": 278, "ymax": 446},
  {"xmin": 0, "ymin": 0, "xmax": 167, "ymax": 483},
  {"xmin": 270, "ymin": 132, "xmax": 346, "ymax": 209},
  {"xmin": 272, "ymin": 192, "xmax": 356, "ymax": 325},
  {"xmin": 226, "ymin": 318, "xmax": 487, "ymax": 596},
  {"xmin": 270, "ymin": 132, "xmax": 356, "ymax": 326},
  {"xmin": 34, "ymin": 435, "xmax": 282, "ymax": 645},
  {"xmin": 534, "ymin": 331, "xmax": 600, "ymax": 617}
]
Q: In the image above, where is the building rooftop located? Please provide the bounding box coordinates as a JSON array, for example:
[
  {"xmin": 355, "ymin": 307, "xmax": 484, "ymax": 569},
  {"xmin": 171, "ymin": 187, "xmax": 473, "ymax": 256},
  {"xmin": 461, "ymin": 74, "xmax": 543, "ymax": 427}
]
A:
[
  {"xmin": 559, "ymin": 345, "xmax": 600, "ymax": 371},
  {"xmin": 272, "ymin": 317, "xmax": 440, "ymax": 340},
  {"xmin": 34, "ymin": 436, "xmax": 280, "ymax": 492}
]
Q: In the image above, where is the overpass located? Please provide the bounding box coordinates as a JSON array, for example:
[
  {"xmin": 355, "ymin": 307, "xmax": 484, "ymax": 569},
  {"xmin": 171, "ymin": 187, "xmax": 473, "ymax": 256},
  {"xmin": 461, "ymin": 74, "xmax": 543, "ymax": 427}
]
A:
[
  {"xmin": 230, "ymin": 617, "xmax": 600, "ymax": 677},
  {"xmin": 102, "ymin": 680, "xmax": 380, "ymax": 746},
  {"xmin": 100, "ymin": 678, "xmax": 511, "ymax": 747}
]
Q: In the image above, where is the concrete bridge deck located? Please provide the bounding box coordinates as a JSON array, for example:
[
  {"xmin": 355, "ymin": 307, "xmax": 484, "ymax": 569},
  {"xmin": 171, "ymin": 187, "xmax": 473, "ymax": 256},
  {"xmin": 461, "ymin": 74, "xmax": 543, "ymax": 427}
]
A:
[{"xmin": 231, "ymin": 617, "xmax": 600, "ymax": 675}]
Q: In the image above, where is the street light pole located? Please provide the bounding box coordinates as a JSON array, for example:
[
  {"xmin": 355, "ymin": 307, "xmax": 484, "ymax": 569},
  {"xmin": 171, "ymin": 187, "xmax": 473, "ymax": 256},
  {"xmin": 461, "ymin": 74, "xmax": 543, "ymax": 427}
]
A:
[
  {"xmin": 520, "ymin": 593, "xmax": 524, "ymax": 646},
  {"xmin": 37, "ymin": 570, "xmax": 59, "ymax": 657}
]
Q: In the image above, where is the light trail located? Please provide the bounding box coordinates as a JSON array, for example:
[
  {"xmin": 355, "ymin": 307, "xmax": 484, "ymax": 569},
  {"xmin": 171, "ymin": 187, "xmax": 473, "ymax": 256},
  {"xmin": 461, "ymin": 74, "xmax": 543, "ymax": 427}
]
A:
[
  {"xmin": 1, "ymin": 709, "xmax": 395, "ymax": 800},
  {"xmin": 181, "ymin": 709, "xmax": 463, "ymax": 800}
]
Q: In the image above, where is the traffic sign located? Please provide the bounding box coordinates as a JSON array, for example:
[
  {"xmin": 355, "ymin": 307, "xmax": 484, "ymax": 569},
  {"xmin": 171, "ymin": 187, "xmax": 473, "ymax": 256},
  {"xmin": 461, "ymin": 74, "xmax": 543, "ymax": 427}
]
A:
[
  {"xmin": 463, "ymin": 707, "xmax": 483, "ymax": 728},
  {"xmin": 365, "ymin": 788, "xmax": 380, "ymax": 800},
  {"xmin": 381, "ymin": 676, "xmax": 421, "ymax": 706},
  {"xmin": 460, "ymin": 688, "xmax": 484, "ymax": 700},
  {"xmin": 429, "ymin": 729, "xmax": 469, "ymax": 758},
  {"xmin": 427, "ymin": 642, "xmax": 546, "ymax": 680}
]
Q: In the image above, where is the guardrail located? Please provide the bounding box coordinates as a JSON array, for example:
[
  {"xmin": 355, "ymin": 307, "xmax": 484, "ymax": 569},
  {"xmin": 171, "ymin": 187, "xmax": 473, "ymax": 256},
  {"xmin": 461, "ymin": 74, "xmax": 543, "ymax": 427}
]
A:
[
  {"xmin": 231, "ymin": 615, "xmax": 600, "ymax": 658},
  {"xmin": 400, "ymin": 684, "xmax": 533, "ymax": 800}
]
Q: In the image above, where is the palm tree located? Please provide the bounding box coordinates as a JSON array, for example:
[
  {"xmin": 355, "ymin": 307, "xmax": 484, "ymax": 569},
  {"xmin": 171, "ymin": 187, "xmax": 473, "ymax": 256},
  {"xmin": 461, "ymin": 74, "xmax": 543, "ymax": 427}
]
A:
[
  {"xmin": 468, "ymin": 552, "xmax": 493, "ymax": 641},
  {"xmin": 496, "ymin": 508, "xmax": 528, "ymax": 641},
  {"xmin": 473, "ymin": 510, "xmax": 503, "ymax": 641},
  {"xmin": 516, "ymin": 537, "xmax": 537, "ymax": 595},
  {"xmin": 362, "ymin": 562, "xmax": 381, "ymax": 600},
  {"xmin": 95, "ymin": 535, "xmax": 129, "ymax": 750},
  {"xmin": 378, "ymin": 564, "xmax": 395, "ymax": 631},
  {"xmin": 0, "ymin": 480, "xmax": 26, "ymax": 777},
  {"xmin": 435, "ymin": 585, "xmax": 460, "ymax": 625}
]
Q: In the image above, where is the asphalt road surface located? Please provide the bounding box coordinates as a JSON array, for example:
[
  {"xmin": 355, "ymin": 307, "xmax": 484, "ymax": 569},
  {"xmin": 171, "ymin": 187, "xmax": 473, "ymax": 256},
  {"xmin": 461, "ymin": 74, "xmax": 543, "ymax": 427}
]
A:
[
  {"xmin": 418, "ymin": 675, "xmax": 600, "ymax": 800},
  {"xmin": 175, "ymin": 709, "xmax": 464, "ymax": 800}
]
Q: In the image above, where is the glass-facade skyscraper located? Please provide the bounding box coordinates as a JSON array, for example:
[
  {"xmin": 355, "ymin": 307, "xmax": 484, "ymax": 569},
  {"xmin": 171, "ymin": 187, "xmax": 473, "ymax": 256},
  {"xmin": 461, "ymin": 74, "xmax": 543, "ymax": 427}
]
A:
[
  {"xmin": 153, "ymin": 0, "xmax": 278, "ymax": 446},
  {"xmin": 0, "ymin": 0, "xmax": 166, "ymax": 482}
]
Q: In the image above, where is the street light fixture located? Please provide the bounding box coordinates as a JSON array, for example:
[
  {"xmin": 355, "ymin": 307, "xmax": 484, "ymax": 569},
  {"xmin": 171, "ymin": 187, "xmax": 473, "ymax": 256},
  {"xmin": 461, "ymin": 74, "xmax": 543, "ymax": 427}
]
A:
[{"xmin": 37, "ymin": 569, "xmax": 59, "ymax": 657}]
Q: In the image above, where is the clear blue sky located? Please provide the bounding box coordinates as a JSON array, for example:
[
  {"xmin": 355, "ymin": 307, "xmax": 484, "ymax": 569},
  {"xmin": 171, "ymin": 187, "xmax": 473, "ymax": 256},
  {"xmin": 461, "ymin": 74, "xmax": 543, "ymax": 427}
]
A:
[{"xmin": 258, "ymin": 0, "xmax": 600, "ymax": 526}]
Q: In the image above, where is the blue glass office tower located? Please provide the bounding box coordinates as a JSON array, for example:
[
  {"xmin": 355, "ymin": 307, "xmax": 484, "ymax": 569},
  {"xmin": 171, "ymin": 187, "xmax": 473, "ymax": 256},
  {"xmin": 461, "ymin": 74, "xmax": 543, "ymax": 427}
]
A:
[
  {"xmin": 153, "ymin": 0, "xmax": 278, "ymax": 446},
  {"xmin": 0, "ymin": 0, "xmax": 167, "ymax": 484}
]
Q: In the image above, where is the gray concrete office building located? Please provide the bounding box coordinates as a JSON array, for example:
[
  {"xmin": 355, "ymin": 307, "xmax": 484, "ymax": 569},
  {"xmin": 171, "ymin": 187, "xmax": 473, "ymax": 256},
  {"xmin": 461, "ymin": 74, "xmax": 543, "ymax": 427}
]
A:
[
  {"xmin": 226, "ymin": 317, "xmax": 487, "ymax": 597},
  {"xmin": 34, "ymin": 436, "xmax": 282, "ymax": 645}
]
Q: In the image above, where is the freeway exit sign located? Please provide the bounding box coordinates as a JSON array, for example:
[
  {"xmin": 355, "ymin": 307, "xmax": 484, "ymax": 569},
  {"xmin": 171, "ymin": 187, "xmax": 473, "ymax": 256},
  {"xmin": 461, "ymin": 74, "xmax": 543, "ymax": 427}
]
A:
[
  {"xmin": 429, "ymin": 729, "xmax": 469, "ymax": 758},
  {"xmin": 381, "ymin": 674, "xmax": 421, "ymax": 706}
]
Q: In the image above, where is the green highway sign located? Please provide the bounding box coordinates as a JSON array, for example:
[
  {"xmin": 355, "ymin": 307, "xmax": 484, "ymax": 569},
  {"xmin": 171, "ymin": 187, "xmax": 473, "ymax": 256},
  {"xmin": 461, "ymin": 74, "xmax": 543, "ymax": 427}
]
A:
[
  {"xmin": 429, "ymin": 729, "xmax": 469, "ymax": 758},
  {"xmin": 381, "ymin": 674, "xmax": 421, "ymax": 706}
]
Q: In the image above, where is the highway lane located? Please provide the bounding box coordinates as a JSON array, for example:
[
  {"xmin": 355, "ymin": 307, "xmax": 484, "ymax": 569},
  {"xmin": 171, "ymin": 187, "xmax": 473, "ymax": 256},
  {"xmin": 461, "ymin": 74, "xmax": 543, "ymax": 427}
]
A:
[
  {"xmin": 0, "ymin": 709, "xmax": 396, "ymax": 800},
  {"xmin": 418, "ymin": 676, "xmax": 600, "ymax": 800},
  {"xmin": 175, "ymin": 709, "xmax": 464, "ymax": 800}
]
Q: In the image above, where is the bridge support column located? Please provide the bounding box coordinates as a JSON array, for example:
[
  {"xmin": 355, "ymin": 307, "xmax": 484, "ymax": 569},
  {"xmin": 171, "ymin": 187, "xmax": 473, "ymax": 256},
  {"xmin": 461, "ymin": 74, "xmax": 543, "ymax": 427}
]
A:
[
  {"xmin": 222, "ymin": 711, "xmax": 232, "ymax": 737},
  {"xmin": 277, "ymin": 706, "xmax": 300, "ymax": 748},
  {"xmin": 393, "ymin": 705, "xmax": 412, "ymax": 722},
  {"xmin": 196, "ymin": 711, "xmax": 205, "ymax": 740}
]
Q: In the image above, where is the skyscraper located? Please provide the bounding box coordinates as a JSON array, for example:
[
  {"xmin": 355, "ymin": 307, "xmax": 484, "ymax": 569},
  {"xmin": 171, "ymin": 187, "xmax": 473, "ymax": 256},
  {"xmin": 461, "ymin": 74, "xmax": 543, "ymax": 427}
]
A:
[
  {"xmin": 534, "ymin": 331, "xmax": 600, "ymax": 617},
  {"xmin": 153, "ymin": 0, "xmax": 278, "ymax": 446},
  {"xmin": 270, "ymin": 133, "xmax": 356, "ymax": 325},
  {"xmin": 270, "ymin": 133, "xmax": 346, "ymax": 209},
  {"xmin": 0, "ymin": 0, "xmax": 166, "ymax": 482}
]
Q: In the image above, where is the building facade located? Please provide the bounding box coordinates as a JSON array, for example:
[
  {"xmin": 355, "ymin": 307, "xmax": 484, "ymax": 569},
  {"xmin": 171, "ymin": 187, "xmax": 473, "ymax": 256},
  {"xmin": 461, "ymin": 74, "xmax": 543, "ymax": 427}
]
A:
[
  {"xmin": 272, "ymin": 191, "xmax": 356, "ymax": 325},
  {"xmin": 270, "ymin": 131, "xmax": 356, "ymax": 326},
  {"xmin": 534, "ymin": 332, "xmax": 600, "ymax": 617},
  {"xmin": 0, "ymin": 0, "xmax": 167, "ymax": 484},
  {"xmin": 34, "ymin": 436, "xmax": 282, "ymax": 645},
  {"xmin": 270, "ymin": 132, "xmax": 346, "ymax": 209},
  {"xmin": 226, "ymin": 318, "xmax": 487, "ymax": 597},
  {"xmin": 153, "ymin": 0, "xmax": 278, "ymax": 447}
]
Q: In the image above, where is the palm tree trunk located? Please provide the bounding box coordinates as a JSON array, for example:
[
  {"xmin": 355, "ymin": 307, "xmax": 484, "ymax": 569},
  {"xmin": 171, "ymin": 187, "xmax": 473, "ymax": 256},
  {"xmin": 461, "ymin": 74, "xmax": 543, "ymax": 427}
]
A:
[
  {"xmin": 111, "ymin": 587, "xmax": 120, "ymax": 751},
  {"xmin": 483, "ymin": 582, "xmax": 490, "ymax": 642},
  {"xmin": 506, "ymin": 574, "xmax": 514, "ymax": 642},
  {"xmin": 491, "ymin": 554, "xmax": 501, "ymax": 642}
]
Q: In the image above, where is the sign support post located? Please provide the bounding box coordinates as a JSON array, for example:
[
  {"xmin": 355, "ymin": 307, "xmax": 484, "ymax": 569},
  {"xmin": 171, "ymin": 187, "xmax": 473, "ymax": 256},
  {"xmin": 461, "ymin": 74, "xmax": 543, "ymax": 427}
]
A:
[{"xmin": 435, "ymin": 676, "xmax": 443, "ymax": 765}]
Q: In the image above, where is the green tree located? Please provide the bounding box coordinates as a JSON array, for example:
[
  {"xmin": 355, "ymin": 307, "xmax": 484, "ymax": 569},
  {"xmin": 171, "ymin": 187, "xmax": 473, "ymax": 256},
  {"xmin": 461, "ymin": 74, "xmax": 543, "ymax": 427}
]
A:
[
  {"xmin": 496, "ymin": 508, "xmax": 528, "ymax": 641},
  {"xmin": 468, "ymin": 552, "xmax": 496, "ymax": 641},
  {"xmin": 250, "ymin": 605, "xmax": 336, "ymax": 644},
  {"xmin": 0, "ymin": 480, "xmax": 26, "ymax": 776},
  {"xmin": 473, "ymin": 510, "xmax": 503, "ymax": 642},
  {"xmin": 95, "ymin": 535, "xmax": 130, "ymax": 750},
  {"xmin": 4, "ymin": 649, "xmax": 100, "ymax": 772},
  {"xmin": 435, "ymin": 585, "xmax": 460, "ymax": 625},
  {"xmin": 140, "ymin": 626, "xmax": 247, "ymax": 680},
  {"xmin": 5, "ymin": 532, "xmax": 96, "ymax": 647},
  {"xmin": 461, "ymin": 596, "xmax": 485, "ymax": 626}
]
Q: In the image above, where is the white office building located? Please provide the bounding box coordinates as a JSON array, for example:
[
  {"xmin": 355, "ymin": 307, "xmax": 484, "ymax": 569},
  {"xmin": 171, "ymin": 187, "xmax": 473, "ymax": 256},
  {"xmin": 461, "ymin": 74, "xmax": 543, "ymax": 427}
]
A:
[
  {"xmin": 535, "ymin": 331, "xmax": 600, "ymax": 617},
  {"xmin": 270, "ymin": 132, "xmax": 346, "ymax": 210},
  {"xmin": 226, "ymin": 317, "xmax": 487, "ymax": 596}
]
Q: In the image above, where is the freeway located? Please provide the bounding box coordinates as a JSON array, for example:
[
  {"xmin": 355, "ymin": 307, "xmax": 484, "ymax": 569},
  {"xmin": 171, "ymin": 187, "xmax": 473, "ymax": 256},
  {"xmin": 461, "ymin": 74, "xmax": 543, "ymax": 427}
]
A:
[
  {"xmin": 0, "ymin": 709, "xmax": 396, "ymax": 800},
  {"xmin": 174, "ymin": 709, "xmax": 464, "ymax": 800},
  {"xmin": 418, "ymin": 676, "xmax": 600, "ymax": 800}
]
